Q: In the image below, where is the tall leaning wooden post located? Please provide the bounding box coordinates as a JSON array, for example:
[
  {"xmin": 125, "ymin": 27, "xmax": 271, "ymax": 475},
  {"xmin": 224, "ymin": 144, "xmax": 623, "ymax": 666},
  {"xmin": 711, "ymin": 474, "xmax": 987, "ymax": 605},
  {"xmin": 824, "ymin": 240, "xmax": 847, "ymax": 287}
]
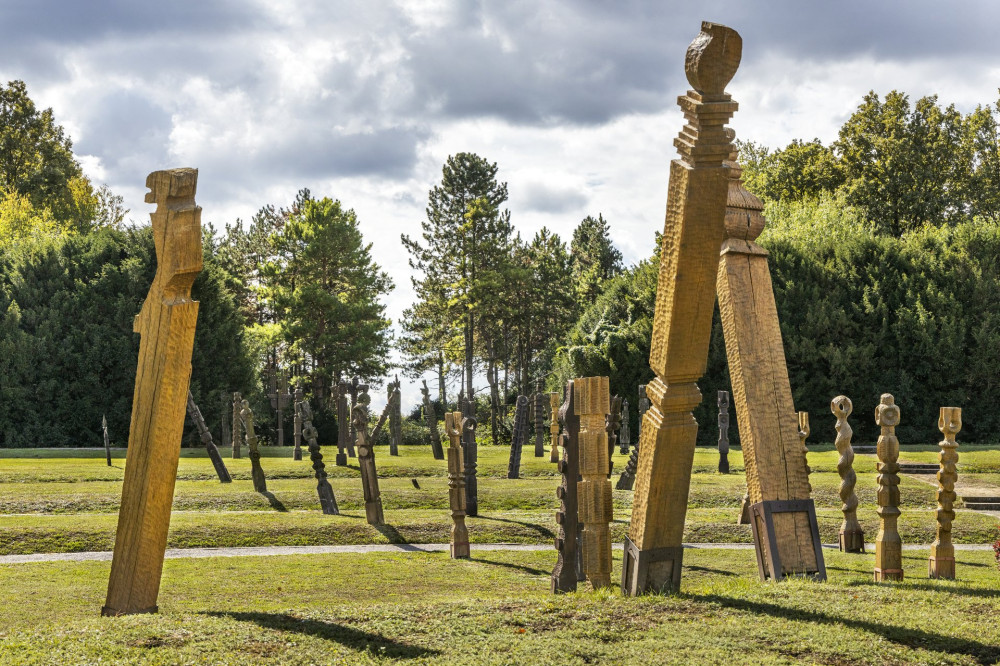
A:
[
  {"xmin": 623, "ymin": 23, "xmax": 742, "ymax": 596},
  {"xmin": 577, "ymin": 377, "xmax": 613, "ymax": 589},
  {"xmin": 103, "ymin": 168, "xmax": 202, "ymax": 616},
  {"xmin": 874, "ymin": 393, "xmax": 903, "ymax": 582},
  {"xmin": 930, "ymin": 406, "xmax": 961, "ymax": 580}
]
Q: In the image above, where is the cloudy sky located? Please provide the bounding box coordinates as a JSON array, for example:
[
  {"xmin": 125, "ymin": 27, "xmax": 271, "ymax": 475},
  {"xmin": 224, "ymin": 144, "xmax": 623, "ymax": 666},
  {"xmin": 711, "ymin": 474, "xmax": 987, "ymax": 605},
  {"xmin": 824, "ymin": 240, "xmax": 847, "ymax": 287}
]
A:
[{"xmin": 2, "ymin": 0, "xmax": 998, "ymax": 408}]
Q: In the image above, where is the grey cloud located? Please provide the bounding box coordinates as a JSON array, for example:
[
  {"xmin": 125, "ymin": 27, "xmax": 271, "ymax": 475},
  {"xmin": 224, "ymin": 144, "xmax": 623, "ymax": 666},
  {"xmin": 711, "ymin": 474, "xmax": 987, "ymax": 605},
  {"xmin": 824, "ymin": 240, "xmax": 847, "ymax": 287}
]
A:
[{"xmin": 518, "ymin": 182, "xmax": 588, "ymax": 214}]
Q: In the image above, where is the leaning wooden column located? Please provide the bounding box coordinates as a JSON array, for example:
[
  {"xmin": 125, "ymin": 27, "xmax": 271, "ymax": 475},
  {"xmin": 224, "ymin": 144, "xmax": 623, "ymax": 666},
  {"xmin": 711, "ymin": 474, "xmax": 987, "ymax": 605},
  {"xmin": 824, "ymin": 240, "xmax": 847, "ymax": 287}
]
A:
[
  {"xmin": 444, "ymin": 412, "xmax": 470, "ymax": 558},
  {"xmin": 623, "ymin": 22, "xmax": 742, "ymax": 596},
  {"xmin": 292, "ymin": 385, "xmax": 304, "ymax": 462},
  {"xmin": 507, "ymin": 395, "xmax": 529, "ymax": 479},
  {"xmin": 422, "ymin": 380, "xmax": 445, "ymax": 460},
  {"xmin": 577, "ymin": 377, "xmax": 613, "ymax": 589},
  {"xmin": 102, "ymin": 415, "xmax": 112, "ymax": 467},
  {"xmin": 103, "ymin": 168, "xmax": 202, "ymax": 616},
  {"xmin": 354, "ymin": 387, "xmax": 385, "ymax": 526},
  {"xmin": 242, "ymin": 400, "xmax": 267, "ymax": 493},
  {"xmin": 462, "ymin": 400, "xmax": 479, "ymax": 517},
  {"xmin": 302, "ymin": 399, "xmax": 339, "ymax": 515},
  {"xmin": 874, "ymin": 393, "xmax": 903, "ymax": 582},
  {"xmin": 187, "ymin": 392, "xmax": 232, "ymax": 483},
  {"xmin": 832, "ymin": 396, "xmax": 864, "ymax": 553},
  {"xmin": 930, "ymin": 407, "xmax": 961, "ymax": 580}
]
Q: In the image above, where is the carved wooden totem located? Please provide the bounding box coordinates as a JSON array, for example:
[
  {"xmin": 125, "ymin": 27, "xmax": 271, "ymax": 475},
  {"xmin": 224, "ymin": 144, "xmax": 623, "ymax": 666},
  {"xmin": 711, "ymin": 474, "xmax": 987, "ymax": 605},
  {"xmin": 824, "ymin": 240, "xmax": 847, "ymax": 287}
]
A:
[
  {"xmin": 354, "ymin": 387, "xmax": 384, "ymax": 525},
  {"xmin": 619, "ymin": 398, "xmax": 631, "ymax": 455},
  {"xmin": 930, "ymin": 406, "xmax": 961, "ymax": 580},
  {"xmin": 348, "ymin": 377, "xmax": 360, "ymax": 455},
  {"xmin": 104, "ymin": 168, "xmax": 203, "ymax": 616},
  {"xmin": 549, "ymin": 392, "xmax": 561, "ymax": 463},
  {"xmin": 335, "ymin": 382, "xmax": 349, "ymax": 466},
  {"xmin": 874, "ymin": 394, "xmax": 903, "ymax": 582},
  {"xmin": 267, "ymin": 366, "xmax": 289, "ymax": 448},
  {"xmin": 462, "ymin": 400, "xmax": 479, "ymax": 517},
  {"xmin": 301, "ymin": 399, "xmax": 339, "ymax": 515},
  {"xmin": 388, "ymin": 375, "xmax": 402, "ymax": 456},
  {"xmin": 421, "ymin": 380, "xmax": 445, "ymax": 460},
  {"xmin": 831, "ymin": 396, "xmax": 863, "ymax": 552},
  {"xmin": 533, "ymin": 379, "xmax": 546, "ymax": 457},
  {"xmin": 637, "ymin": 384, "xmax": 650, "ymax": 422},
  {"xmin": 605, "ymin": 395, "xmax": 622, "ymax": 476},
  {"xmin": 444, "ymin": 412, "xmax": 470, "ymax": 558},
  {"xmin": 231, "ymin": 391, "xmax": 243, "ymax": 459},
  {"xmin": 624, "ymin": 23, "xmax": 745, "ymax": 596},
  {"xmin": 102, "ymin": 415, "xmax": 112, "ymax": 467},
  {"xmin": 718, "ymin": 391, "xmax": 730, "ymax": 474},
  {"xmin": 508, "ymin": 395, "xmax": 530, "ymax": 479},
  {"xmin": 242, "ymin": 400, "xmax": 267, "ymax": 493},
  {"xmin": 220, "ymin": 393, "xmax": 232, "ymax": 452},
  {"xmin": 576, "ymin": 377, "xmax": 613, "ymax": 589},
  {"xmin": 187, "ymin": 391, "xmax": 232, "ymax": 483},
  {"xmin": 552, "ymin": 381, "xmax": 581, "ymax": 593},
  {"xmin": 292, "ymin": 385, "xmax": 304, "ymax": 462},
  {"xmin": 798, "ymin": 411, "xmax": 811, "ymax": 493}
]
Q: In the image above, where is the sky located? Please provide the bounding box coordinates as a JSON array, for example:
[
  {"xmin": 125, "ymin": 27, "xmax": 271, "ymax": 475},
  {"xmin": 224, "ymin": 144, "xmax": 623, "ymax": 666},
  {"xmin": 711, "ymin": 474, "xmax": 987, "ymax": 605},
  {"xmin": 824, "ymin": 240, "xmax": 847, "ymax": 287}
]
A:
[{"xmin": 2, "ymin": 0, "xmax": 998, "ymax": 410}]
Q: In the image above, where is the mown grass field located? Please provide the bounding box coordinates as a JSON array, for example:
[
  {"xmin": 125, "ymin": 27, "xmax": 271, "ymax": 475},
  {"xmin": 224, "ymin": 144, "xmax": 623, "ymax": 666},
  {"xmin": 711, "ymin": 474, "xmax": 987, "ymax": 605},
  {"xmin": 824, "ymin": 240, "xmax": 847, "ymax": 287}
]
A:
[{"xmin": 0, "ymin": 441, "xmax": 998, "ymax": 663}]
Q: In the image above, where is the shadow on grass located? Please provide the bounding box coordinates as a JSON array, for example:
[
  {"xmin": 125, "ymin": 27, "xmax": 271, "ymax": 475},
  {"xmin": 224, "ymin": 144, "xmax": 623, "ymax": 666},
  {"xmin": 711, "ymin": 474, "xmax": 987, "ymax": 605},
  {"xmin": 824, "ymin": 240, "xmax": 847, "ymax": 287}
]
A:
[
  {"xmin": 473, "ymin": 557, "xmax": 550, "ymax": 576},
  {"xmin": 475, "ymin": 515, "xmax": 553, "ymax": 539},
  {"xmin": 206, "ymin": 611, "xmax": 439, "ymax": 659},
  {"xmin": 374, "ymin": 523, "xmax": 405, "ymax": 543},
  {"xmin": 691, "ymin": 593, "xmax": 1000, "ymax": 664},
  {"xmin": 685, "ymin": 565, "xmax": 738, "ymax": 577},
  {"xmin": 260, "ymin": 491, "xmax": 287, "ymax": 512},
  {"xmin": 846, "ymin": 579, "xmax": 1000, "ymax": 598}
]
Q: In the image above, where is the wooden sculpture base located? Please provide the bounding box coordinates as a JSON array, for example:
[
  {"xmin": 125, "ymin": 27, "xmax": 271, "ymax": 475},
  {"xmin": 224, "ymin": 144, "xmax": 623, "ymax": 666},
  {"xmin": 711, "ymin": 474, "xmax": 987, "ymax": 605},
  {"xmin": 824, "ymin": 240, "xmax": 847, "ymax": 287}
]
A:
[
  {"xmin": 621, "ymin": 537, "xmax": 684, "ymax": 595},
  {"xmin": 335, "ymin": 453, "xmax": 347, "ymax": 466},
  {"xmin": 839, "ymin": 530, "xmax": 865, "ymax": 553},
  {"xmin": 749, "ymin": 500, "xmax": 826, "ymax": 582},
  {"xmin": 928, "ymin": 551, "xmax": 955, "ymax": 580},
  {"xmin": 874, "ymin": 567, "xmax": 904, "ymax": 582}
]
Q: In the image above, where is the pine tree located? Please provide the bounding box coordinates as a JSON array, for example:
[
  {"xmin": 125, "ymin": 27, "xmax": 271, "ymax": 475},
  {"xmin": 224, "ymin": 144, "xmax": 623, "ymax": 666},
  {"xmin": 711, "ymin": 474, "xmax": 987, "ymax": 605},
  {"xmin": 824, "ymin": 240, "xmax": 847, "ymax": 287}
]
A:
[{"xmin": 570, "ymin": 214, "xmax": 623, "ymax": 304}]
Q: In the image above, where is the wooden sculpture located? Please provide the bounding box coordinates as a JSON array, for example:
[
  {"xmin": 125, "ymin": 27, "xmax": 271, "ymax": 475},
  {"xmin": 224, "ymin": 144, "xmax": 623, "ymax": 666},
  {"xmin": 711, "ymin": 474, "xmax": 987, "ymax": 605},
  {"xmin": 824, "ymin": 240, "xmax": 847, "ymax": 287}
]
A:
[
  {"xmin": 874, "ymin": 394, "xmax": 903, "ymax": 582},
  {"xmin": 354, "ymin": 387, "xmax": 384, "ymax": 525},
  {"xmin": 103, "ymin": 168, "xmax": 203, "ymax": 616},
  {"xmin": 462, "ymin": 400, "xmax": 479, "ymax": 517},
  {"xmin": 832, "ymin": 396, "xmax": 864, "ymax": 553},
  {"xmin": 444, "ymin": 411, "xmax": 470, "ymax": 558},
  {"xmin": 335, "ymin": 382, "xmax": 349, "ymax": 466},
  {"xmin": 576, "ymin": 377, "xmax": 613, "ymax": 589},
  {"xmin": 242, "ymin": 400, "xmax": 267, "ymax": 493},
  {"xmin": 717, "ymin": 391, "xmax": 730, "ymax": 474},
  {"xmin": 549, "ymin": 392, "xmax": 561, "ymax": 463},
  {"xmin": 102, "ymin": 415, "xmax": 112, "ymax": 467},
  {"xmin": 421, "ymin": 380, "xmax": 445, "ymax": 460},
  {"xmin": 507, "ymin": 395, "xmax": 530, "ymax": 479},
  {"xmin": 231, "ymin": 391, "xmax": 243, "ymax": 459},
  {"xmin": 292, "ymin": 385, "xmax": 304, "ymax": 461},
  {"xmin": 798, "ymin": 411, "xmax": 811, "ymax": 494},
  {"xmin": 533, "ymin": 380, "xmax": 546, "ymax": 457},
  {"xmin": 348, "ymin": 377, "xmax": 361, "ymax": 455},
  {"xmin": 619, "ymin": 398, "xmax": 631, "ymax": 455},
  {"xmin": 220, "ymin": 393, "xmax": 231, "ymax": 452},
  {"xmin": 605, "ymin": 395, "xmax": 622, "ymax": 476},
  {"xmin": 552, "ymin": 381, "xmax": 581, "ymax": 593},
  {"xmin": 187, "ymin": 392, "xmax": 232, "ymax": 483},
  {"xmin": 267, "ymin": 367, "xmax": 290, "ymax": 448},
  {"xmin": 301, "ymin": 399, "xmax": 339, "ymax": 515},
  {"xmin": 637, "ymin": 384, "xmax": 650, "ymax": 421},
  {"xmin": 616, "ymin": 441, "xmax": 639, "ymax": 491},
  {"xmin": 388, "ymin": 376, "xmax": 402, "ymax": 456},
  {"xmin": 930, "ymin": 406, "xmax": 961, "ymax": 579},
  {"xmin": 623, "ymin": 24, "xmax": 746, "ymax": 595}
]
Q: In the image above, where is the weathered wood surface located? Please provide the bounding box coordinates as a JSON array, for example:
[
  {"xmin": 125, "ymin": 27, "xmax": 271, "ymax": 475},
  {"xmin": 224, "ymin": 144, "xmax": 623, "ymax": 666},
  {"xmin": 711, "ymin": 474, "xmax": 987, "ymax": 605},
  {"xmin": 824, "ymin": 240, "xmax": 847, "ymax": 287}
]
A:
[
  {"xmin": 354, "ymin": 387, "xmax": 384, "ymax": 526},
  {"xmin": 717, "ymin": 391, "xmax": 730, "ymax": 474},
  {"xmin": 444, "ymin": 412, "xmax": 470, "ymax": 558},
  {"xmin": 421, "ymin": 380, "xmax": 444, "ymax": 460},
  {"xmin": 549, "ymin": 392, "xmax": 561, "ymax": 463},
  {"xmin": 716, "ymin": 134, "xmax": 818, "ymax": 577},
  {"xmin": 624, "ymin": 23, "xmax": 742, "ymax": 596},
  {"xmin": 577, "ymin": 377, "xmax": 613, "ymax": 589},
  {"xmin": 292, "ymin": 385, "xmax": 303, "ymax": 461},
  {"xmin": 798, "ymin": 411, "xmax": 811, "ymax": 493},
  {"xmin": 832, "ymin": 396, "xmax": 864, "ymax": 553},
  {"xmin": 347, "ymin": 377, "xmax": 360, "ymax": 457},
  {"xmin": 462, "ymin": 400, "xmax": 479, "ymax": 517},
  {"xmin": 533, "ymin": 380, "xmax": 546, "ymax": 457},
  {"xmin": 507, "ymin": 395, "xmax": 529, "ymax": 479},
  {"xmin": 388, "ymin": 376, "xmax": 402, "ymax": 456},
  {"xmin": 551, "ymin": 381, "xmax": 581, "ymax": 593},
  {"xmin": 616, "ymin": 439, "xmax": 640, "ymax": 491},
  {"xmin": 619, "ymin": 398, "xmax": 631, "ymax": 454},
  {"xmin": 874, "ymin": 394, "xmax": 903, "ymax": 582},
  {"xmin": 102, "ymin": 415, "xmax": 112, "ymax": 467},
  {"xmin": 605, "ymin": 395, "xmax": 622, "ymax": 476},
  {"xmin": 930, "ymin": 406, "xmax": 961, "ymax": 579},
  {"xmin": 186, "ymin": 392, "xmax": 232, "ymax": 483},
  {"xmin": 103, "ymin": 168, "xmax": 203, "ymax": 617},
  {"xmin": 242, "ymin": 400, "xmax": 267, "ymax": 493},
  {"xmin": 335, "ymin": 382, "xmax": 349, "ymax": 466},
  {"xmin": 231, "ymin": 392, "xmax": 243, "ymax": 459},
  {"xmin": 301, "ymin": 399, "xmax": 339, "ymax": 515}
]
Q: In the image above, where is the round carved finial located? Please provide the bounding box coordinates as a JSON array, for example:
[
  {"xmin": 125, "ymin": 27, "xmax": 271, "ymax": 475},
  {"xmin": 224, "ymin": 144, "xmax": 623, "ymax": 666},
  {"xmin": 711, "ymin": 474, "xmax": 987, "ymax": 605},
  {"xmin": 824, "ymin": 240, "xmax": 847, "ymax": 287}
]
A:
[
  {"xmin": 876, "ymin": 394, "xmax": 900, "ymax": 428},
  {"xmin": 938, "ymin": 407, "xmax": 962, "ymax": 438},
  {"xmin": 831, "ymin": 395, "xmax": 853, "ymax": 419},
  {"xmin": 685, "ymin": 22, "xmax": 742, "ymax": 96}
]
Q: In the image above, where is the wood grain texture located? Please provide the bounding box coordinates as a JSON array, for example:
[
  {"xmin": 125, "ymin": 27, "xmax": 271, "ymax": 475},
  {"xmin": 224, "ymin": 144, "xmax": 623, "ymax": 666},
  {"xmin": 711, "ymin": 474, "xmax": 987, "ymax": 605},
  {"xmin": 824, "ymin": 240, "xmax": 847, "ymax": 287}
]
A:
[
  {"xmin": 874, "ymin": 394, "xmax": 903, "ymax": 582},
  {"xmin": 103, "ymin": 168, "xmax": 203, "ymax": 616},
  {"xmin": 930, "ymin": 406, "xmax": 961, "ymax": 579},
  {"xmin": 625, "ymin": 22, "xmax": 742, "ymax": 595},
  {"xmin": 832, "ymin": 396, "xmax": 864, "ymax": 553},
  {"xmin": 552, "ymin": 381, "xmax": 581, "ymax": 593},
  {"xmin": 242, "ymin": 400, "xmax": 267, "ymax": 493},
  {"xmin": 444, "ymin": 412, "xmax": 470, "ymax": 559},
  {"xmin": 354, "ymin": 386, "xmax": 384, "ymax": 526},
  {"xmin": 576, "ymin": 377, "xmax": 612, "ymax": 589}
]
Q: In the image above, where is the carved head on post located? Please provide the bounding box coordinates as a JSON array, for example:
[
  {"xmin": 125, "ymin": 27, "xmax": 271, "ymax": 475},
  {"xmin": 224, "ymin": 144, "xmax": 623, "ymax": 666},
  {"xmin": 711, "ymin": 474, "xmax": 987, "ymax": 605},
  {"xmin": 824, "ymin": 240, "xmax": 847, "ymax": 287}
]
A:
[
  {"xmin": 831, "ymin": 395, "xmax": 853, "ymax": 421},
  {"xmin": 684, "ymin": 21, "xmax": 742, "ymax": 100},
  {"xmin": 876, "ymin": 394, "xmax": 900, "ymax": 429},
  {"xmin": 938, "ymin": 407, "xmax": 962, "ymax": 441}
]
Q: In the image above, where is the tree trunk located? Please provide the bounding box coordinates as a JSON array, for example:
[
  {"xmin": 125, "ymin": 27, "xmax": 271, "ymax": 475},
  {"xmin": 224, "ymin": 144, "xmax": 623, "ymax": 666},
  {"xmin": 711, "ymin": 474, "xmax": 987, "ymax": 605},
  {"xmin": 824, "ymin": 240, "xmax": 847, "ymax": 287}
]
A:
[
  {"xmin": 485, "ymin": 337, "xmax": 499, "ymax": 446},
  {"xmin": 437, "ymin": 351, "xmax": 446, "ymax": 406}
]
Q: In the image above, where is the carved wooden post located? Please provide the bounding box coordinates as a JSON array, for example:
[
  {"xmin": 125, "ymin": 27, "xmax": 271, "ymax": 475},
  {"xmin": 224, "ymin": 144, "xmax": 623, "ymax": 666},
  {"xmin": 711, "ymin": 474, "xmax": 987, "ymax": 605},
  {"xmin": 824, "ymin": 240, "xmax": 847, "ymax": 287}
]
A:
[
  {"xmin": 277, "ymin": 370, "xmax": 289, "ymax": 447},
  {"xmin": 231, "ymin": 391, "xmax": 243, "ymax": 459},
  {"xmin": 348, "ymin": 377, "xmax": 360, "ymax": 455},
  {"xmin": 832, "ymin": 396, "xmax": 864, "ymax": 553},
  {"xmin": 718, "ymin": 391, "xmax": 730, "ymax": 474},
  {"xmin": 507, "ymin": 395, "xmax": 529, "ymax": 479},
  {"xmin": 102, "ymin": 415, "xmax": 112, "ymax": 467},
  {"xmin": 354, "ymin": 387, "xmax": 384, "ymax": 525},
  {"xmin": 187, "ymin": 392, "xmax": 232, "ymax": 483},
  {"xmin": 220, "ymin": 393, "xmax": 231, "ymax": 452},
  {"xmin": 388, "ymin": 376, "xmax": 402, "ymax": 456},
  {"xmin": 623, "ymin": 23, "xmax": 742, "ymax": 596},
  {"xmin": 335, "ymin": 382, "xmax": 349, "ymax": 466},
  {"xmin": 242, "ymin": 400, "xmax": 267, "ymax": 493},
  {"xmin": 637, "ymin": 384, "xmax": 650, "ymax": 421},
  {"xmin": 292, "ymin": 385, "xmax": 303, "ymax": 461},
  {"xmin": 605, "ymin": 395, "xmax": 622, "ymax": 476},
  {"xmin": 549, "ymin": 392, "xmax": 561, "ymax": 463},
  {"xmin": 422, "ymin": 380, "xmax": 444, "ymax": 460},
  {"xmin": 103, "ymin": 168, "xmax": 202, "ymax": 617},
  {"xmin": 798, "ymin": 411, "xmax": 811, "ymax": 493},
  {"xmin": 619, "ymin": 398, "xmax": 631, "ymax": 455},
  {"xmin": 462, "ymin": 400, "xmax": 479, "ymax": 517},
  {"xmin": 552, "ymin": 381, "xmax": 580, "ymax": 593},
  {"xmin": 577, "ymin": 377, "xmax": 612, "ymax": 589},
  {"xmin": 930, "ymin": 406, "xmax": 961, "ymax": 580},
  {"xmin": 444, "ymin": 412, "xmax": 470, "ymax": 558},
  {"xmin": 533, "ymin": 379, "xmax": 546, "ymax": 457},
  {"xmin": 874, "ymin": 393, "xmax": 903, "ymax": 582},
  {"xmin": 301, "ymin": 399, "xmax": 339, "ymax": 515}
]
